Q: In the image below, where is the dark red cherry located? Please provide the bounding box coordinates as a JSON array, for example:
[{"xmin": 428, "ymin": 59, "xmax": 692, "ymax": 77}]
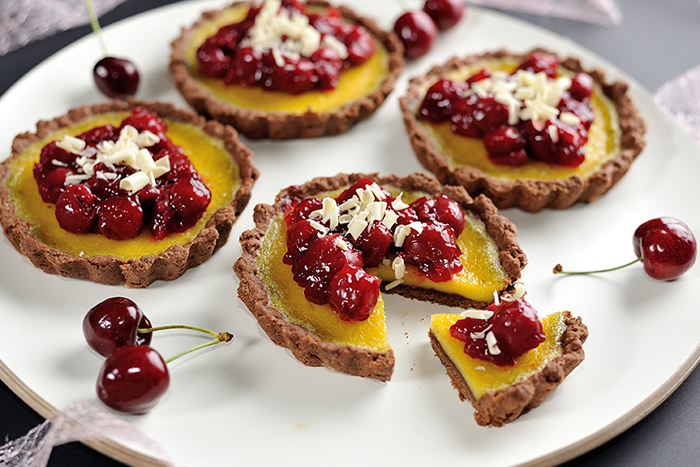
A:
[
  {"xmin": 168, "ymin": 177, "xmax": 211, "ymax": 222},
  {"xmin": 97, "ymin": 195, "xmax": 144, "ymax": 240},
  {"xmin": 93, "ymin": 57, "xmax": 140, "ymax": 99},
  {"xmin": 55, "ymin": 184, "xmax": 99, "ymax": 234},
  {"xmin": 353, "ymin": 221, "xmax": 394, "ymax": 268},
  {"xmin": 423, "ymin": 0, "xmax": 464, "ymax": 30},
  {"xmin": 393, "ymin": 11, "xmax": 438, "ymax": 60},
  {"xmin": 344, "ymin": 25, "xmax": 376, "ymax": 65},
  {"xmin": 327, "ymin": 264, "xmax": 381, "ymax": 321},
  {"xmin": 484, "ymin": 127, "xmax": 528, "ymax": 167},
  {"xmin": 285, "ymin": 197, "xmax": 324, "ymax": 226},
  {"xmin": 515, "ymin": 53, "xmax": 559, "ymax": 79},
  {"xmin": 97, "ymin": 345, "xmax": 169, "ymax": 414},
  {"xmin": 568, "ymin": 73, "xmax": 594, "ymax": 101},
  {"xmin": 490, "ymin": 298, "xmax": 545, "ymax": 358},
  {"xmin": 83, "ymin": 297, "xmax": 153, "ymax": 358},
  {"xmin": 633, "ymin": 217, "xmax": 697, "ymax": 281},
  {"xmin": 400, "ymin": 222, "xmax": 463, "ymax": 282},
  {"xmin": 419, "ymin": 78, "xmax": 467, "ymax": 122},
  {"xmin": 411, "ymin": 196, "xmax": 465, "ymax": 236}
]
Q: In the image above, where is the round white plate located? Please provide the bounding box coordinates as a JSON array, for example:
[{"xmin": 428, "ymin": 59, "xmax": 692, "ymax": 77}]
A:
[{"xmin": 1, "ymin": 1, "xmax": 699, "ymax": 466}]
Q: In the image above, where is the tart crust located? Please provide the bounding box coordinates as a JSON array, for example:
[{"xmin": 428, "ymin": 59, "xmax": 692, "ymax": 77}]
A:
[
  {"xmin": 234, "ymin": 172, "xmax": 527, "ymax": 381},
  {"xmin": 400, "ymin": 48, "xmax": 647, "ymax": 212},
  {"xmin": 169, "ymin": 0, "xmax": 404, "ymax": 140},
  {"xmin": 429, "ymin": 311, "xmax": 588, "ymax": 427},
  {"xmin": 0, "ymin": 99, "xmax": 259, "ymax": 288}
]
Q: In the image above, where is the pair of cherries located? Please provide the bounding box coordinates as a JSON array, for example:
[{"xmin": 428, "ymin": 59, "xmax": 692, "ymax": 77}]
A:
[
  {"xmin": 83, "ymin": 297, "xmax": 232, "ymax": 414},
  {"xmin": 393, "ymin": 0, "xmax": 464, "ymax": 60},
  {"xmin": 556, "ymin": 217, "xmax": 697, "ymax": 281}
]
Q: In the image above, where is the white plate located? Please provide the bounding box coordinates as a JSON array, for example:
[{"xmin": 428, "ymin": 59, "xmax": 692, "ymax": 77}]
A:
[{"xmin": 1, "ymin": 2, "xmax": 699, "ymax": 466}]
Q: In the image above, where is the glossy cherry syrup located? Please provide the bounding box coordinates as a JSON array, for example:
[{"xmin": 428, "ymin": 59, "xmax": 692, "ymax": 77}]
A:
[
  {"xmin": 196, "ymin": 1, "xmax": 375, "ymax": 93},
  {"xmin": 283, "ymin": 177, "xmax": 465, "ymax": 321},
  {"xmin": 32, "ymin": 108, "xmax": 211, "ymax": 241},
  {"xmin": 450, "ymin": 296, "xmax": 545, "ymax": 366},
  {"xmin": 418, "ymin": 53, "xmax": 595, "ymax": 167}
]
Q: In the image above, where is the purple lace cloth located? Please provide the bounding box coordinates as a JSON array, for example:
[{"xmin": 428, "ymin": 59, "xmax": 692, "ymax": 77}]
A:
[
  {"xmin": 655, "ymin": 64, "xmax": 700, "ymax": 147},
  {"xmin": 467, "ymin": 0, "xmax": 622, "ymax": 26},
  {"xmin": 0, "ymin": 0, "xmax": 128, "ymax": 56},
  {"xmin": 0, "ymin": 400, "xmax": 179, "ymax": 467}
]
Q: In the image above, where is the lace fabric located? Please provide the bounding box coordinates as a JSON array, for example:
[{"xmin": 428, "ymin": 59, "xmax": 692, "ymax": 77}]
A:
[
  {"xmin": 0, "ymin": 0, "xmax": 128, "ymax": 56},
  {"xmin": 466, "ymin": 0, "xmax": 622, "ymax": 26},
  {"xmin": 0, "ymin": 400, "xmax": 179, "ymax": 467},
  {"xmin": 655, "ymin": 64, "xmax": 700, "ymax": 147}
]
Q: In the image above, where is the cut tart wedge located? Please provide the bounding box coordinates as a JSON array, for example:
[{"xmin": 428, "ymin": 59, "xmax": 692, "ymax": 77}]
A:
[
  {"xmin": 234, "ymin": 173, "xmax": 526, "ymax": 381},
  {"xmin": 400, "ymin": 48, "xmax": 646, "ymax": 212},
  {"xmin": 170, "ymin": 0, "xmax": 404, "ymax": 139},
  {"xmin": 429, "ymin": 286, "xmax": 588, "ymax": 427},
  {"xmin": 0, "ymin": 99, "xmax": 258, "ymax": 287}
]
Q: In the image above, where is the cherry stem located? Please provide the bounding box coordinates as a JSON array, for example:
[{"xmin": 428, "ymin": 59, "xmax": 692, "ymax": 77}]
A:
[
  {"xmin": 164, "ymin": 332, "xmax": 233, "ymax": 365},
  {"xmin": 85, "ymin": 0, "xmax": 109, "ymax": 57},
  {"xmin": 553, "ymin": 257, "xmax": 642, "ymax": 275},
  {"xmin": 138, "ymin": 324, "xmax": 221, "ymax": 339}
]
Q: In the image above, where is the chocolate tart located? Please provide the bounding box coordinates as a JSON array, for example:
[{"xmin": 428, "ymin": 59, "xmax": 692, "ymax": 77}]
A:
[
  {"xmin": 400, "ymin": 48, "xmax": 646, "ymax": 212},
  {"xmin": 234, "ymin": 172, "xmax": 526, "ymax": 381},
  {"xmin": 169, "ymin": 0, "xmax": 404, "ymax": 140},
  {"xmin": 0, "ymin": 99, "xmax": 258, "ymax": 287},
  {"xmin": 430, "ymin": 310, "xmax": 588, "ymax": 427}
]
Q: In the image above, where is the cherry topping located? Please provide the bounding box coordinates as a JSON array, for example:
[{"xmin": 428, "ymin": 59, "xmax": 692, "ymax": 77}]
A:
[
  {"xmin": 554, "ymin": 217, "xmax": 697, "ymax": 281},
  {"xmin": 393, "ymin": 11, "xmax": 438, "ymax": 60},
  {"xmin": 83, "ymin": 297, "xmax": 153, "ymax": 358},
  {"xmin": 418, "ymin": 78, "xmax": 467, "ymax": 123},
  {"xmin": 423, "ymin": 0, "xmax": 465, "ymax": 31},
  {"xmin": 401, "ymin": 222, "xmax": 463, "ymax": 282},
  {"xmin": 97, "ymin": 345, "xmax": 170, "ymax": 414},
  {"xmin": 97, "ymin": 195, "xmax": 144, "ymax": 240},
  {"xmin": 450, "ymin": 293, "xmax": 545, "ymax": 366},
  {"xmin": 55, "ymin": 184, "xmax": 99, "ymax": 234},
  {"xmin": 515, "ymin": 52, "xmax": 559, "ymax": 79},
  {"xmin": 93, "ymin": 57, "xmax": 140, "ymax": 99},
  {"xmin": 412, "ymin": 195, "xmax": 465, "ymax": 236},
  {"xmin": 569, "ymin": 73, "xmax": 594, "ymax": 101},
  {"xmin": 328, "ymin": 264, "xmax": 381, "ymax": 321},
  {"xmin": 483, "ymin": 127, "xmax": 528, "ymax": 167}
]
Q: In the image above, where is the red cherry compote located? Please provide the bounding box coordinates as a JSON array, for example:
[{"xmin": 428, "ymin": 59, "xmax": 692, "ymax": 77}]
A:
[
  {"xmin": 196, "ymin": 0, "xmax": 376, "ymax": 94},
  {"xmin": 33, "ymin": 108, "xmax": 211, "ymax": 241},
  {"xmin": 449, "ymin": 293, "xmax": 545, "ymax": 366},
  {"xmin": 283, "ymin": 177, "xmax": 465, "ymax": 322},
  {"xmin": 418, "ymin": 53, "xmax": 595, "ymax": 167}
]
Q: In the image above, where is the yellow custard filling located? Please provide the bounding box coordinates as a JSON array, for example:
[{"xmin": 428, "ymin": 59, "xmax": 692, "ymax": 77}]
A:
[
  {"xmin": 4, "ymin": 112, "xmax": 241, "ymax": 260},
  {"xmin": 183, "ymin": 3, "xmax": 391, "ymax": 114},
  {"xmin": 255, "ymin": 188, "xmax": 509, "ymax": 351},
  {"xmin": 257, "ymin": 214, "xmax": 391, "ymax": 352},
  {"xmin": 430, "ymin": 311, "xmax": 568, "ymax": 400},
  {"xmin": 416, "ymin": 57, "xmax": 620, "ymax": 182}
]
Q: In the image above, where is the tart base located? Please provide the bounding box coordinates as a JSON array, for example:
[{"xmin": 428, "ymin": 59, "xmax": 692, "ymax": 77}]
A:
[
  {"xmin": 429, "ymin": 311, "xmax": 588, "ymax": 427},
  {"xmin": 234, "ymin": 172, "xmax": 527, "ymax": 381},
  {"xmin": 400, "ymin": 48, "xmax": 646, "ymax": 212},
  {"xmin": 0, "ymin": 99, "xmax": 258, "ymax": 288},
  {"xmin": 169, "ymin": 0, "xmax": 404, "ymax": 140}
]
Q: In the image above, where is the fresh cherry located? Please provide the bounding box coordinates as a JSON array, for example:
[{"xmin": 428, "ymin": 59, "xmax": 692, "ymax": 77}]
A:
[
  {"xmin": 393, "ymin": 11, "xmax": 438, "ymax": 60},
  {"xmin": 97, "ymin": 345, "xmax": 169, "ymax": 414},
  {"xmin": 86, "ymin": 297, "xmax": 233, "ymax": 414},
  {"xmin": 554, "ymin": 217, "xmax": 697, "ymax": 281},
  {"xmin": 55, "ymin": 184, "xmax": 100, "ymax": 234},
  {"xmin": 423, "ymin": 0, "xmax": 464, "ymax": 31},
  {"xmin": 83, "ymin": 297, "xmax": 153, "ymax": 358},
  {"xmin": 93, "ymin": 57, "xmax": 140, "ymax": 99},
  {"xmin": 85, "ymin": 0, "xmax": 140, "ymax": 98},
  {"xmin": 633, "ymin": 217, "xmax": 697, "ymax": 280}
]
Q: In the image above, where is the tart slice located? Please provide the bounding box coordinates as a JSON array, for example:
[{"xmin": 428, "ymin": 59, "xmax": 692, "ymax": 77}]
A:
[
  {"xmin": 234, "ymin": 173, "xmax": 526, "ymax": 381},
  {"xmin": 0, "ymin": 99, "xmax": 258, "ymax": 287},
  {"xmin": 400, "ymin": 48, "xmax": 646, "ymax": 212},
  {"xmin": 429, "ymin": 286, "xmax": 588, "ymax": 427},
  {"xmin": 170, "ymin": 0, "xmax": 404, "ymax": 139}
]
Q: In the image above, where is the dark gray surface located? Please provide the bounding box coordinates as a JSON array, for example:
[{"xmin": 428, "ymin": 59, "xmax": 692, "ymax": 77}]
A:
[{"xmin": 1, "ymin": 0, "xmax": 700, "ymax": 465}]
